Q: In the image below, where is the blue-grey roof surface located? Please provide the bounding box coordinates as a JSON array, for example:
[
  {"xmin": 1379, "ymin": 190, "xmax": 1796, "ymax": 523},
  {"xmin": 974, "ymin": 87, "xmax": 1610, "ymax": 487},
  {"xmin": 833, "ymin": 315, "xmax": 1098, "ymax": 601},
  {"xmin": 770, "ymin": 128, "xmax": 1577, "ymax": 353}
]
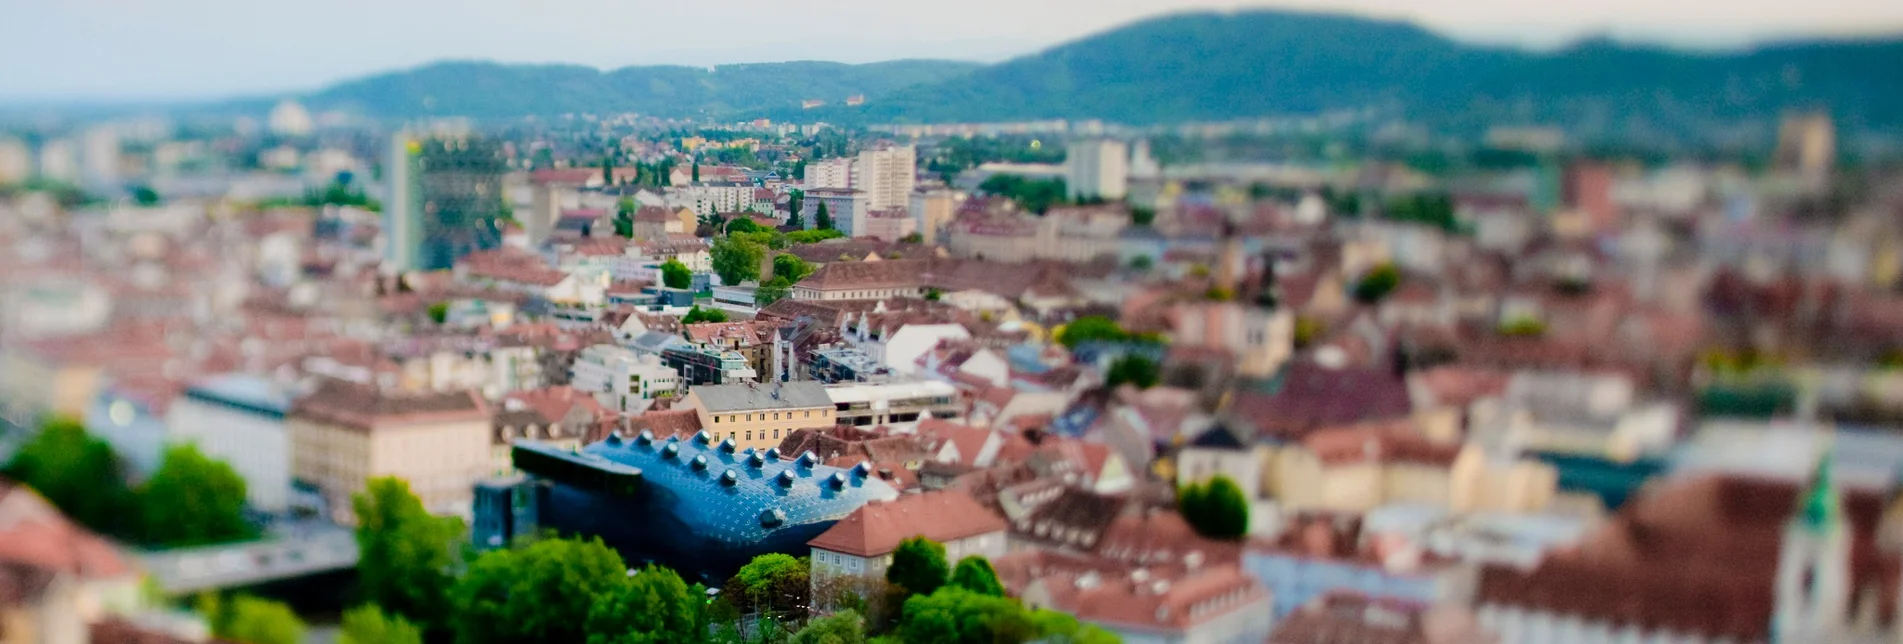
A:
[
  {"xmin": 690, "ymin": 381, "xmax": 832, "ymax": 413},
  {"xmin": 583, "ymin": 429, "xmax": 898, "ymax": 545},
  {"xmin": 183, "ymin": 373, "xmax": 292, "ymax": 415}
]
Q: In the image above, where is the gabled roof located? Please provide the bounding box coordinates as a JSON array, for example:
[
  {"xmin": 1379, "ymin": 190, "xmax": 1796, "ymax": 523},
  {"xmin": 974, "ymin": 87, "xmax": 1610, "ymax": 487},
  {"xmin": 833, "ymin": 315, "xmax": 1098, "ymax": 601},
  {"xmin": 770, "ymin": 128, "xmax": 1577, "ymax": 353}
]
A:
[
  {"xmin": 290, "ymin": 379, "xmax": 488, "ymax": 431},
  {"xmin": 806, "ymin": 490, "xmax": 1006, "ymax": 558}
]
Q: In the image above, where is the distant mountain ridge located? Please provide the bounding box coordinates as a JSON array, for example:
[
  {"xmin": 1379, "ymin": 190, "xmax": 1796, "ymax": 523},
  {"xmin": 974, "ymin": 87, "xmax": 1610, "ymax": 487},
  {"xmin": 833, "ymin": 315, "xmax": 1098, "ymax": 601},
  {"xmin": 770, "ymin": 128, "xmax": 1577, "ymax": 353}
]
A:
[
  {"xmin": 299, "ymin": 59, "xmax": 984, "ymax": 120},
  {"xmin": 284, "ymin": 10, "xmax": 1903, "ymax": 135}
]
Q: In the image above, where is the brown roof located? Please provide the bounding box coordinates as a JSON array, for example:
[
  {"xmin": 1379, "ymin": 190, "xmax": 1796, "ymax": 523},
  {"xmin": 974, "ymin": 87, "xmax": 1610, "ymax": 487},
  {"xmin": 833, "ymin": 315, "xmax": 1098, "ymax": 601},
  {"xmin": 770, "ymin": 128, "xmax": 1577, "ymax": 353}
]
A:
[
  {"xmin": 1302, "ymin": 422, "xmax": 1461, "ymax": 467},
  {"xmin": 1095, "ymin": 509, "xmax": 1242, "ymax": 568},
  {"xmin": 1227, "ymin": 362, "xmax": 1412, "ymax": 442},
  {"xmin": 806, "ymin": 490, "xmax": 1006, "ymax": 558},
  {"xmin": 626, "ymin": 408, "xmax": 703, "ymax": 440},
  {"xmin": 797, "ymin": 259, "xmax": 931, "ymax": 291},
  {"xmin": 1011, "ymin": 485, "xmax": 1128, "ymax": 551},
  {"xmin": 1016, "ymin": 554, "xmax": 1268, "ymax": 634},
  {"xmin": 290, "ymin": 379, "xmax": 488, "ymax": 431},
  {"xmin": 684, "ymin": 321, "xmax": 777, "ymax": 345},
  {"xmin": 1268, "ymin": 593, "xmax": 1496, "ymax": 644},
  {"xmin": 0, "ymin": 480, "xmax": 134, "ymax": 580},
  {"xmin": 1477, "ymin": 472, "xmax": 1900, "ymax": 640},
  {"xmin": 90, "ymin": 618, "xmax": 228, "ymax": 644}
]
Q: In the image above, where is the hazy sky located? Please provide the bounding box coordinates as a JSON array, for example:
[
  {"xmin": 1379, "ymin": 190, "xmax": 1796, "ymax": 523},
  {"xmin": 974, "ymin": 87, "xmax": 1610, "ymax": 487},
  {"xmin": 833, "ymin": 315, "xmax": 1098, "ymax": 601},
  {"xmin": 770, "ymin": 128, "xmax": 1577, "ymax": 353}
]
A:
[{"xmin": 3, "ymin": 0, "xmax": 1901, "ymax": 100}]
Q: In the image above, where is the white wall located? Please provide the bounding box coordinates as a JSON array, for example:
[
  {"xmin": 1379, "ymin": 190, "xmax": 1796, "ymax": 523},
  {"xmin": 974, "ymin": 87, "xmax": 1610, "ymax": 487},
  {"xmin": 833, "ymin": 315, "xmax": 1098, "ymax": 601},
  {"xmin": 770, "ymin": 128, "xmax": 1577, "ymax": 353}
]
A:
[{"xmin": 167, "ymin": 396, "xmax": 292, "ymax": 513}]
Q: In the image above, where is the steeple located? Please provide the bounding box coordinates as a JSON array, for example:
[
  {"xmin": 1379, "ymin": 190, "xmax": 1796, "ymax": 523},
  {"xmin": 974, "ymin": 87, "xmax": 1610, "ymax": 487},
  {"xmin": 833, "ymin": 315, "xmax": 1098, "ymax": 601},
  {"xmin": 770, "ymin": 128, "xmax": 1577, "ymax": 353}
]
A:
[{"xmin": 1798, "ymin": 449, "xmax": 1843, "ymax": 535}]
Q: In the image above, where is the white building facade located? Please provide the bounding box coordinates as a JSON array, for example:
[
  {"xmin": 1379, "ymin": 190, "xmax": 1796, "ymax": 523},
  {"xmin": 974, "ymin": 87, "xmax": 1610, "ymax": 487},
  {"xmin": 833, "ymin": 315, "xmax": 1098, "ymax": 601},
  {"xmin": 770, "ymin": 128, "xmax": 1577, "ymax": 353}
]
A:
[{"xmin": 570, "ymin": 344, "xmax": 681, "ymax": 414}]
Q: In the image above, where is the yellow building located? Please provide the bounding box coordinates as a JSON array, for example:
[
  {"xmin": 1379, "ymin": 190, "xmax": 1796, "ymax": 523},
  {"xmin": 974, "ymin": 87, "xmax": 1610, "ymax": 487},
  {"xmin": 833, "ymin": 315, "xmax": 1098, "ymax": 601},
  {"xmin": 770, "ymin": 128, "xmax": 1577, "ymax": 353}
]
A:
[
  {"xmin": 288, "ymin": 379, "xmax": 493, "ymax": 524},
  {"xmin": 681, "ymin": 381, "xmax": 836, "ymax": 452}
]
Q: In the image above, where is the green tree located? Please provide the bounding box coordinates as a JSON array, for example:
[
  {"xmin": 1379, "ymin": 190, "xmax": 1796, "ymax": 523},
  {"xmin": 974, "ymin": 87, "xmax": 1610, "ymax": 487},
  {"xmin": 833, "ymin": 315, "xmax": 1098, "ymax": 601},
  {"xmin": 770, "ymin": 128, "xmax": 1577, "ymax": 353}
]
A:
[
  {"xmin": 1027, "ymin": 610, "xmax": 1121, "ymax": 644},
  {"xmin": 1128, "ymin": 255, "xmax": 1154, "ymax": 271},
  {"xmin": 755, "ymin": 276, "xmax": 793, "ymax": 307},
  {"xmin": 585, "ymin": 564, "xmax": 701, "ymax": 644},
  {"xmin": 815, "ymin": 202, "xmax": 833, "ymax": 230},
  {"xmin": 886, "ymin": 536, "xmax": 950, "ymax": 598},
  {"xmin": 603, "ymin": 156, "xmax": 616, "ymax": 186},
  {"xmin": 353, "ymin": 477, "xmax": 464, "ymax": 630},
  {"xmin": 1106, "ymin": 354, "xmax": 1161, "ymax": 390},
  {"xmin": 1130, "ymin": 207, "xmax": 1156, "ymax": 226},
  {"xmin": 773, "ymin": 254, "xmax": 815, "ymax": 283},
  {"xmin": 692, "ymin": 160, "xmax": 701, "ymax": 182},
  {"xmin": 723, "ymin": 553, "xmax": 810, "ymax": 620},
  {"xmin": 711, "ymin": 237, "xmax": 765, "ymax": 286},
  {"xmin": 131, "ymin": 185, "xmax": 161, "ymax": 206},
  {"xmin": 787, "ymin": 229, "xmax": 845, "ymax": 244},
  {"xmin": 137, "ymin": 444, "xmax": 254, "ymax": 548},
  {"xmin": 427, "ymin": 301, "xmax": 450, "ymax": 325},
  {"xmin": 661, "ymin": 258, "xmax": 693, "ymax": 290},
  {"xmin": 948, "ymin": 557, "xmax": 1005, "ymax": 597},
  {"xmin": 1352, "ymin": 263, "xmax": 1401, "ymax": 304},
  {"xmin": 453, "ymin": 536, "xmax": 630, "ymax": 644},
  {"xmin": 683, "ymin": 306, "xmax": 730, "ymax": 324},
  {"xmin": 339, "ymin": 604, "xmax": 423, "ymax": 644},
  {"xmin": 791, "ymin": 609, "xmax": 865, "ymax": 644},
  {"xmin": 978, "ymin": 175, "xmax": 1068, "ymax": 214},
  {"xmin": 1055, "ymin": 316, "xmax": 1128, "ymax": 349},
  {"xmin": 726, "ymin": 217, "xmax": 765, "ymax": 235},
  {"xmin": 898, "ymin": 588, "xmax": 1038, "ymax": 644},
  {"xmin": 206, "ymin": 595, "xmax": 305, "ymax": 644},
  {"xmin": 1178, "ymin": 475, "xmax": 1250, "ymax": 540},
  {"xmin": 3, "ymin": 417, "xmax": 133, "ymax": 537}
]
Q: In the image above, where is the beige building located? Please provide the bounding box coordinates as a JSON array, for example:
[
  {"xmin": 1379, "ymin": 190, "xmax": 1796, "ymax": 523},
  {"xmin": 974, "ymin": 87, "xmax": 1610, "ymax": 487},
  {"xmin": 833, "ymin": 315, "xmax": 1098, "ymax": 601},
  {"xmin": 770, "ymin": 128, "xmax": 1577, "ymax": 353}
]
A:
[
  {"xmin": 289, "ymin": 379, "xmax": 493, "ymax": 524},
  {"xmin": 681, "ymin": 381, "xmax": 836, "ymax": 453},
  {"xmin": 1260, "ymin": 421, "xmax": 1557, "ymax": 514},
  {"xmin": 908, "ymin": 188, "xmax": 963, "ymax": 245},
  {"xmin": 807, "ymin": 490, "xmax": 1006, "ymax": 603}
]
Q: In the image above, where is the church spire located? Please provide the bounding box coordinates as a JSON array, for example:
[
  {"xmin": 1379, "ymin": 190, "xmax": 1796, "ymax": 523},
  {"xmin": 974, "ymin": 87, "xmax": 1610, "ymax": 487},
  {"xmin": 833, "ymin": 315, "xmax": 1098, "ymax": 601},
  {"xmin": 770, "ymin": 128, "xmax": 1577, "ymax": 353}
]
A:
[{"xmin": 1798, "ymin": 449, "xmax": 1842, "ymax": 535}]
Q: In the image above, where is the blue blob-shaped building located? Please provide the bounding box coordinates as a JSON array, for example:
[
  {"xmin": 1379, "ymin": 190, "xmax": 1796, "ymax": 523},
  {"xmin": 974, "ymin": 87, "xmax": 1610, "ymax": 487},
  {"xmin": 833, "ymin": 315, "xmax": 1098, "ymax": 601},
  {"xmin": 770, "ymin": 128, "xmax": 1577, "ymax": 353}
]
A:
[{"xmin": 511, "ymin": 430, "xmax": 899, "ymax": 582}]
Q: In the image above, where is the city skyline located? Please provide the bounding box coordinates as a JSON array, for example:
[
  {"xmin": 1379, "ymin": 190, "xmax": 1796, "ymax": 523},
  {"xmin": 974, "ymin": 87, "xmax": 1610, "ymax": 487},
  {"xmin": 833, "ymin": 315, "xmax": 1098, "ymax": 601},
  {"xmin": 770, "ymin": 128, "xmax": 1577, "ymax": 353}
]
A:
[{"xmin": 3, "ymin": 0, "xmax": 1902, "ymax": 101}]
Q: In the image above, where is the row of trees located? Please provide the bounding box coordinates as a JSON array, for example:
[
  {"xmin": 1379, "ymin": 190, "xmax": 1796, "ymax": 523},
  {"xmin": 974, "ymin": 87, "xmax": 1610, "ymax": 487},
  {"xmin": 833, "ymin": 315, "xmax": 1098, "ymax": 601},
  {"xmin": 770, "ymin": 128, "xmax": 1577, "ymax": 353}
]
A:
[
  {"xmin": 3, "ymin": 418, "xmax": 254, "ymax": 548},
  {"xmin": 350, "ymin": 473, "xmax": 1117, "ymax": 643}
]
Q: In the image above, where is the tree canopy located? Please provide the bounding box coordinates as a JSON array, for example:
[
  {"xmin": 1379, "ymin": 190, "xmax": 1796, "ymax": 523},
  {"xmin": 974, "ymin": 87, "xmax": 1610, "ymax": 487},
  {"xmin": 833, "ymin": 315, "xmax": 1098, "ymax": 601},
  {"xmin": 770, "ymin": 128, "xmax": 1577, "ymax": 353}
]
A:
[
  {"xmin": 1178, "ymin": 475, "xmax": 1250, "ymax": 540},
  {"xmin": 683, "ymin": 306, "xmax": 730, "ymax": 324},
  {"xmin": 1352, "ymin": 263, "xmax": 1401, "ymax": 304},
  {"xmin": 948, "ymin": 557, "xmax": 1005, "ymax": 597},
  {"xmin": 755, "ymin": 276, "xmax": 794, "ymax": 307},
  {"xmin": 773, "ymin": 254, "xmax": 815, "ymax": 283},
  {"xmin": 897, "ymin": 588, "xmax": 1037, "ymax": 644},
  {"xmin": 585, "ymin": 564, "xmax": 703, "ymax": 644},
  {"xmin": 353, "ymin": 477, "xmax": 464, "ymax": 630},
  {"xmin": 660, "ymin": 258, "xmax": 693, "ymax": 290},
  {"xmin": 203, "ymin": 594, "xmax": 305, "ymax": 644},
  {"xmin": 1105, "ymin": 355, "xmax": 1162, "ymax": 390},
  {"xmin": 138, "ymin": 444, "xmax": 255, "ymax": 548},
  {"xmin": 791, "ymin": 609, "xmax": 866, "ymax": 644},
  {"xmin": 711, "ymin": 237, "xmax": 765, "ymax": 286},
  {"xmin": 815, "ymin": 202, "xmax": 833, "ymax": 230},
  {"xmin": 887, "ymin": 536, "xmax": 950, "ymax": 598},
  {"xmin": 787, "ymin": 229, "xmax": 845, "ymax": 244},
  {"xmin": 1055, "ymin": 316, "xmax": 1133, "ymax": 349},
  {"xmin": 723, "ymin": 553, "xmax": 811, "ymax": 620},
  {"xmin": 2, "ymin": 417, "xmax": 134, "ymax": 538},
  {"xmin": 339, "ymin": 604, "xmax": 423, "ymax": 644},
  {"xmin": 452, "ymin": 536, "xmax": 631, "ymax": 644},
  {"xmin": 978, "ymin": 175, "xmax": 1070, "ymax": 215}
]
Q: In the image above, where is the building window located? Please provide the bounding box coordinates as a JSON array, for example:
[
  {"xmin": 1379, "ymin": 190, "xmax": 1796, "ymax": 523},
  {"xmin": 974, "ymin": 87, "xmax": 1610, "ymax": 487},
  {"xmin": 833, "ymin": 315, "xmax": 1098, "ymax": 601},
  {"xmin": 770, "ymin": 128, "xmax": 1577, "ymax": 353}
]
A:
[
  {"xmin": 773, "ymin": 429, "xmax": 780, "ymax": 439},
  {"xmin": 746, "ymin": 431, "xmax": 753, "ymax": 441}
]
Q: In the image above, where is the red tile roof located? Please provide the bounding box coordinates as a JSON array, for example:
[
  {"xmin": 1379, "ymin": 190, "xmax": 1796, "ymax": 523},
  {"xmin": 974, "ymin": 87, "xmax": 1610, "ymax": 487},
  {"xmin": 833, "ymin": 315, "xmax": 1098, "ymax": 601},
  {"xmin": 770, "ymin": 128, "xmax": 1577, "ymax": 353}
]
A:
[
  {"xmin": 806, "ymin": 490, "xmax": 1006, "ymax": 558},
  {"xmin": 290, "ymin": 379, "xmax": 488, "ymax": 431},
  {"xmin": 0, "ymin": 479, "xmax": 134, "ymax": 580}
]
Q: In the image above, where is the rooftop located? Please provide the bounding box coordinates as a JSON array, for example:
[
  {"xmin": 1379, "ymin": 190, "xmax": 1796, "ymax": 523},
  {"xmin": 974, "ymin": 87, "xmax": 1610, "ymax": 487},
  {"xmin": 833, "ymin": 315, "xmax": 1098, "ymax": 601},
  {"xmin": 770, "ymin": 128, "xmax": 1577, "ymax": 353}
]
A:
[
  {"xmin": 806, "ymin": 490, "xmax": 1006, "ymax": 558},
  {"xmin": 691, "ymin": 381, "xmax": 833, "ymax": 412}
]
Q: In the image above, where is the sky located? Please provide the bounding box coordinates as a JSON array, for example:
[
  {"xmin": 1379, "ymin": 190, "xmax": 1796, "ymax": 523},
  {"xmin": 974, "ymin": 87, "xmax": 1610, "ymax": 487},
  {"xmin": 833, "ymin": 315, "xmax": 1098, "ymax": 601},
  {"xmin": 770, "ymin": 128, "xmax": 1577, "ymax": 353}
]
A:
[{"xmin": 2, "ymin": 0, "xmax": 1901, "ymax": 101}]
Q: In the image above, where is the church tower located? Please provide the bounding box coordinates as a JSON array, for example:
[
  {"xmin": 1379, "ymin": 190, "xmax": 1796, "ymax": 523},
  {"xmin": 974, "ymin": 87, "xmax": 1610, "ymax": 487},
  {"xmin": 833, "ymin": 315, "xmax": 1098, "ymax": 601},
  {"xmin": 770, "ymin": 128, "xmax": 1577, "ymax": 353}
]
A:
[{"xmin": 1776, "ymin": 449, "xmax": 1852, "ymax": 643}]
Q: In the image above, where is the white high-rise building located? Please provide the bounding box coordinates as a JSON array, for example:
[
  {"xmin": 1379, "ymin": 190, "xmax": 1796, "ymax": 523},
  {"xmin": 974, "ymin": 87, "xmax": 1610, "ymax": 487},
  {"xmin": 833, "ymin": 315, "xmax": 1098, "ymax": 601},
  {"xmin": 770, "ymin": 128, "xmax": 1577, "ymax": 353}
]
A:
[
  {"xmin": 1129, "ymin": 139, "xmax": 1161, "ymax": 180},
  {"xmin": 269, "ymin": 99, "xmax": 315, "ymax": 137},
  {"xmin": 0, "ymin": 138, "xmax": 29, "ymax": 185},
  {"xmin": 1065, "ymin": 139, "xmax": 1128, "ymax": 201},
  {"xmin": 37, "ymin": 139, "xmax": 78, "ymax": 184},
  {"xmin": 81, "ymin": 126, "xmax": 121, "ymax": 185},
  {"xmin": 805, "ymin": 158, "xmax": 853, "ymax": 190},
  {"xmin": 852, "ymin": 144, "xmax": 915, "ymax": 211}
]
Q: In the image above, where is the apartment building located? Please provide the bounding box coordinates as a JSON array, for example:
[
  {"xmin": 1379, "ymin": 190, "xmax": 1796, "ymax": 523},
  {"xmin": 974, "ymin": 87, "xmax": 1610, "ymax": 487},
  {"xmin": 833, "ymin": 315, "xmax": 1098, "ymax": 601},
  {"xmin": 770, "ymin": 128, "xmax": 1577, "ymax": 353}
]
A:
[
  {"xmin": 570, "ymin": 344, "xmax": 681, "ymax": 415},
  {"xmin": 825, "ymin": 380, "xmax": 962, "ymax": 431},
  {"xmin": 681, "ymin": 381, "xmax": 836, "ymax": 452},
  {"xmin": 288, "ymin": 379, "xmax": 493, "ymax": 524}
]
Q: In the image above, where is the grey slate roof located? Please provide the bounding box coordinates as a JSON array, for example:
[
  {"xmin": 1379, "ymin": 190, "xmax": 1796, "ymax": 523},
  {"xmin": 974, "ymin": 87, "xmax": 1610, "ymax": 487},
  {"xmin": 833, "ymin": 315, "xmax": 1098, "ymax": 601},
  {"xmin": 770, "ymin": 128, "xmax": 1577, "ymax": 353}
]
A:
[{"xmin": 693, "ymin": 381, "xmax": 832, "ymax": 412}]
